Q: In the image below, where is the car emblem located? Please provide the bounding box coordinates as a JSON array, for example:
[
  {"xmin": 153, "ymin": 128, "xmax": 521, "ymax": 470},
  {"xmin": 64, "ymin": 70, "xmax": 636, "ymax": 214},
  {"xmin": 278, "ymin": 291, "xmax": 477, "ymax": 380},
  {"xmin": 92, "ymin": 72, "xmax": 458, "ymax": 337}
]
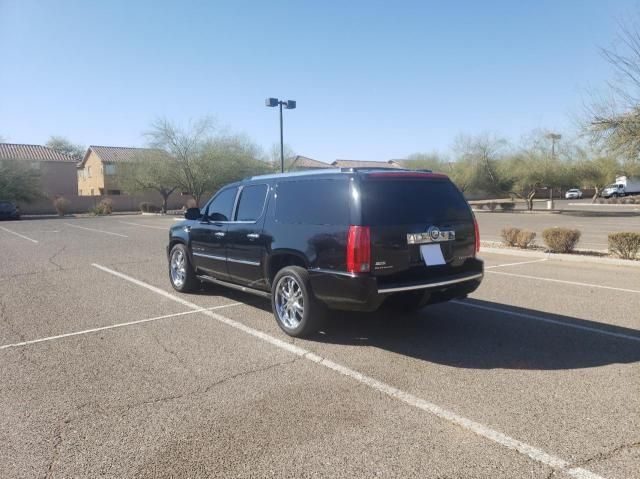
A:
[
  {"xmin": 406, "ymin": 226, "xmax": 455, "ymax": 244},
  {"xmin": 427, "ymin": 226, "xmax": 441, "ymax": 241}
]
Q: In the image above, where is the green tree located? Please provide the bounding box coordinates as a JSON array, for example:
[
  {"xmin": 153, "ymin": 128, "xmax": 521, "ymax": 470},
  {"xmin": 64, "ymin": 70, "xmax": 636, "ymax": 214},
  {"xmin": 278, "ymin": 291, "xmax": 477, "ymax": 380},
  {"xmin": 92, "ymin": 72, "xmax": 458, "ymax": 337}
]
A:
[
  {"xmin": 117, "ymin": 150, "xmax": 178, "ymax": 213},
  {"xmin": 399, "ymin": 152, "xmax": 449, "ymax": 173},
  {"xmin": 451, "ymin": 133, "xmax": 511, "ymax": 194},
  {"xmin": 0, "ymin": 160, "xmax": 42, "ymax": 203},
  {"xmin": 575, "ymin": 155, "xmax": 621, "ymax": 202},
  {"xmin": 46, "ymin": 136, "xmax": 85, "ymax": 159}
]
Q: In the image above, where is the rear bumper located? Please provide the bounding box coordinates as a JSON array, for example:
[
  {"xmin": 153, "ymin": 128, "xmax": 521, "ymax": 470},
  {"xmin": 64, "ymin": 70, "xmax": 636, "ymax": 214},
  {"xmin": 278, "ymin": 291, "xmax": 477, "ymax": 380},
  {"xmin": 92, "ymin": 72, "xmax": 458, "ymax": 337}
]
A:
[{"xmin": 308, "ymin": 262, "xmax": 484, "ymax": 312}]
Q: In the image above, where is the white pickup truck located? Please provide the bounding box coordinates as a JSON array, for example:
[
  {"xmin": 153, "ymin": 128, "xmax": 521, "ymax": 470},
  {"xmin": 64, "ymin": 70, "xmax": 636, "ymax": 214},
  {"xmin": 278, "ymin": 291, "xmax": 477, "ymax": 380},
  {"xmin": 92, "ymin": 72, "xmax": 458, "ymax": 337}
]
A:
[{"xmin": 602, "ymin": 176, "xmax": 640, "ymax": 198}]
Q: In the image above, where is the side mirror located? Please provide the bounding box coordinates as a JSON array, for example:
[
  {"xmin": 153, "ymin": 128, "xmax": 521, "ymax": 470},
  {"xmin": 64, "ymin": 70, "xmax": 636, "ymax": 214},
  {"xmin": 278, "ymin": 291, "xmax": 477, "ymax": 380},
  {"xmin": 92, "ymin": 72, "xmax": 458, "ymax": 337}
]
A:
[
  {"xmin": 184, "ymin": 207, "xmax": 201, "ymax": 220},
  {"xmin": 208, "ymin": 212, "xmax": 228, "ymax": 222}
]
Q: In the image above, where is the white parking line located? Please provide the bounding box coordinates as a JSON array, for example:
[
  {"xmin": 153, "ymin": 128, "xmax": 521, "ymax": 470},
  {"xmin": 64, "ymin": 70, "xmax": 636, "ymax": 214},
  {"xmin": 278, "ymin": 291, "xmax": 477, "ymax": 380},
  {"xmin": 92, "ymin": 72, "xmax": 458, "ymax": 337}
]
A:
[
  {"xmin": 451, "ymin": 300, "xmax": 640, "ymax": 343},
  {"xmin": 487, "ymin": 270, "xmax": 640, "ymax": 294},
  {"xmin": 118, "ymin": 220, "xmax": 169, "ymax": 230},
  {"xmin": 0, "ymin": 226, "xmax": 39, "ymax": 243},
  {"xmin": 91, "ymin": 262, "xmax": 606, "ymax": 479},
  {"xmin": 485, "ymin": 259, "xmax": 548, "ymax": 269},
  {"xmin": 64, "ymin": 223, "xmax": 128, "ymax": 238},
  {"xmin": 0, "ymin": 303, "xmax": 241, "ymax": 350}
]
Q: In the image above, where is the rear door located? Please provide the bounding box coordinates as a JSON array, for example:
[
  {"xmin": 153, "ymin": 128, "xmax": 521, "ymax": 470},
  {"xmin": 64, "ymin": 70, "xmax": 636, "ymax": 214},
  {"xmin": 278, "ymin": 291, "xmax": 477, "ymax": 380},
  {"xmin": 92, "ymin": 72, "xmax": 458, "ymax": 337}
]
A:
[
  {"xmin": 225, "ymin": 183, "xmax": 271, "ymax": 288},
  {"xmin": 190, "ymin": 187, "xmax": 238, "ymax": 279},
  {"xmin": 358, "ymin": 173, "xmax": 477, "ymax": 286}
]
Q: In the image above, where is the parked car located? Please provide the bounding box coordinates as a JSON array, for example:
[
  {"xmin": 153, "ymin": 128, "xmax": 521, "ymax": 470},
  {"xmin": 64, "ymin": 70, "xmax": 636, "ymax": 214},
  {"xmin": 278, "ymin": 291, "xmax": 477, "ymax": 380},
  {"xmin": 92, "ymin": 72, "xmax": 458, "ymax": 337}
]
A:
[
  {"xmin": 167, "ymin": 168, "xmax": 483, "ymax": 337},
  {"xmin": 564, "ymin": 188, "xmax": 583, "ymax": 199},
  {"xmin": 0, "ymin": 200, "xmax": 20, "ymax": 220}
]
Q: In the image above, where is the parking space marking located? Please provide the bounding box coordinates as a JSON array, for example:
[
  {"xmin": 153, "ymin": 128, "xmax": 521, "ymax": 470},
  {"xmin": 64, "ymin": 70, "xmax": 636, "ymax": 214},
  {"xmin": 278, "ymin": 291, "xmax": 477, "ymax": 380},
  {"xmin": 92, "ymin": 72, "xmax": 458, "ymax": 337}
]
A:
[
  {"xmin": 118, "ymin": 220, "xmax": 169, "ymax": 230},
  {"xmin": 451, "ymin": 300, "xmax": 640, "ymax": 343},
  {"xmin": 0, "ymin": 303, "xmax": 242, "ymax": 351},
  {"xmin": 0, "ymin": 226, "xmax": 39, "ymax": 243},
  {"xmin": 485, "ymin": 258, "xmax": 548, "ymax": 269},
  {"xmin": 91, "ymin": 262, "xmax": 607, "ymax": 479},
  {"xmin": 64, "ymin": 223, "xmax": 128, "ymax": 238},
  {"xmin": 487, "ymin": 270, "xmax": 640, "ymax": 294}
]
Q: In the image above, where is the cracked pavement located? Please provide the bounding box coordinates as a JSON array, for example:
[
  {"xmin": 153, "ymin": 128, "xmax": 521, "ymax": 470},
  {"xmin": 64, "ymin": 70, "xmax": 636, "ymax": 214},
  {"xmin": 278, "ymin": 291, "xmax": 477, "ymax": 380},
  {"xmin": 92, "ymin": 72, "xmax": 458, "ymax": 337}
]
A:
[{"xmin": 0, "ymin": 215, "xmax": 638, "ymax": 478}]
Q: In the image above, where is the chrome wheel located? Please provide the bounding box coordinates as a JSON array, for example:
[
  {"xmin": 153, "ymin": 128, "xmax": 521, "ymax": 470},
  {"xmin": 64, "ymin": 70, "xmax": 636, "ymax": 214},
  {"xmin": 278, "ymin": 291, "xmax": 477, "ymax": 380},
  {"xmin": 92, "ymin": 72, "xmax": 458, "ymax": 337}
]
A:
[
  {"xmin": 275, "ymin": 275, "xmax": 304, "ymax": 329},
  {"xmin": 170, "ymin": 248, "xmax": 186, "ymax": 288}
]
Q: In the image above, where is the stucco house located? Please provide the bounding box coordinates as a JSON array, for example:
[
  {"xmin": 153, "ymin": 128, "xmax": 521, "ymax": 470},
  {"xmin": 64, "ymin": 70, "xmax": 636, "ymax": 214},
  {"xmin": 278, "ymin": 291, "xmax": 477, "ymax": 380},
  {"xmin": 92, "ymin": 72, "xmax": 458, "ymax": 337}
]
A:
[
  {"xmin": 77, "ymin": 145, "xmax": 165, "ymax": 196},
  {"xmin": 0, "ymin": 143, "xmax": 78, "ymax": 197}
]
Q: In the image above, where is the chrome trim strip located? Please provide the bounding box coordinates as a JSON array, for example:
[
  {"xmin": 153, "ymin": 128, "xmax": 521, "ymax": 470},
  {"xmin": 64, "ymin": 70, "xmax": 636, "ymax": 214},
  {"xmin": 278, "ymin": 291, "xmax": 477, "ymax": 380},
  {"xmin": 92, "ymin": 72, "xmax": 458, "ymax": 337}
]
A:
[
  {"xmin": 197, "ymin": 275, "xmax": 270, "ymax": 298},
  {"xmin": 193, "ymin": 252, "xmax": 226, "ymax": 261},
  {"xmin": 227, "ymin": 257, "xmax": 261, "ymax": 266},
  {"xmin": 378, "ymin": 273, "xmax": 483, "ymax": 294},
  {"xmin": 308, "ymin": 268, "xmax": 358, "ymax": 278}
]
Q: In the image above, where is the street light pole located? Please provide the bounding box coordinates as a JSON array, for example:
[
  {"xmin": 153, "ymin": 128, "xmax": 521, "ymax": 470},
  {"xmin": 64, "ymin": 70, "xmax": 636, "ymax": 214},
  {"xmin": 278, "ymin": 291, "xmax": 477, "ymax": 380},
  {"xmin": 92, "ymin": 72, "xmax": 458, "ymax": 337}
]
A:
[{"xmin": 266, "ymin": 98, "xmax": 296, "ymax": 173}]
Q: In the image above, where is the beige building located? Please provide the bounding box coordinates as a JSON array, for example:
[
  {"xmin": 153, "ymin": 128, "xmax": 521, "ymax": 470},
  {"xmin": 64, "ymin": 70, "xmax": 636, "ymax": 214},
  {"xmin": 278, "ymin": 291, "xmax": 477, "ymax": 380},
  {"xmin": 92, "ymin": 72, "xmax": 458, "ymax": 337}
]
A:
[
  {"xmin": 0, "ymin": 143, "xmax": 78, "ymax": 197},
  {"xmin": 77, "ymin": 145, "xmax": 163, "ymax": 196}
]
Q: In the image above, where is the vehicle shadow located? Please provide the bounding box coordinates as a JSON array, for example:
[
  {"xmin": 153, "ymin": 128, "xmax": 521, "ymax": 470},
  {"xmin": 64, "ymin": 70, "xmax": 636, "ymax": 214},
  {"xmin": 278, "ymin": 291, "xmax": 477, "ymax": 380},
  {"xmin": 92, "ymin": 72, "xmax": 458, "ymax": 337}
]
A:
[
  {"xmin": 200, "ymin": 283, "xmax": 640, "ymax": 370},
  {"xmin": 311, "ymin": 298, "xmax": 640, "ymax": 370}
]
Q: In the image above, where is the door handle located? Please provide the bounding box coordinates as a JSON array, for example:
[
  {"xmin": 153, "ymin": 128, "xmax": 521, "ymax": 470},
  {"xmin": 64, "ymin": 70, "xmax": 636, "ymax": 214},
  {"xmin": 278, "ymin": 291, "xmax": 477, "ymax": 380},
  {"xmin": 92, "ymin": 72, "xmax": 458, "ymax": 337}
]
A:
[
  {"xmin": 214, "ymin": 231, "xmax": 226, "ymax": 238},
  {"xmin": 246, "ymin": 233, "xmax": 260, "ymax": 239}
]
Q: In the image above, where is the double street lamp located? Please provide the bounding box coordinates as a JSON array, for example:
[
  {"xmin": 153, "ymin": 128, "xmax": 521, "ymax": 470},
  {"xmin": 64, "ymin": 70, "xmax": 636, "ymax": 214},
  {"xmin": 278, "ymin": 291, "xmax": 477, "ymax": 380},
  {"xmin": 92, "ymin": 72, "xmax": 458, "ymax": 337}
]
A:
[{"xmin": 265, "ymin": 97, "xmax": 296, "ymax": 173}]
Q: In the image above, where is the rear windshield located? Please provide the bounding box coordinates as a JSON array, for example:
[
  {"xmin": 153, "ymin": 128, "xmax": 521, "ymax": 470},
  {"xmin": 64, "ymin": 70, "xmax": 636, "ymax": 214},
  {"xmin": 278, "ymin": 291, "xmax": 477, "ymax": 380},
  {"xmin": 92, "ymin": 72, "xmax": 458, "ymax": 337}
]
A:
[
  {"xmin": 275, "ymin": 179, "xmax": 350, "ymax": 225},
  {"xmin": 360, "ymin": 178, "xmax": 472, "ymax": 225}
]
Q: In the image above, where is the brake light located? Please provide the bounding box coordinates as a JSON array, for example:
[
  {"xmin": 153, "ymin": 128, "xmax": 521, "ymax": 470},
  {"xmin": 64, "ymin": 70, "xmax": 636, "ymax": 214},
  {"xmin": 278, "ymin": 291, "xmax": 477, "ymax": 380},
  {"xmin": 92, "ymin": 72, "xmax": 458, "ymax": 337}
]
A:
[
  {"xmin": 473, "ymin": 216, "xmax": 480, "ymax": 254},
  {"xmin": 347, "ymin": 225, "xmax": 371, "ymax": 273}
]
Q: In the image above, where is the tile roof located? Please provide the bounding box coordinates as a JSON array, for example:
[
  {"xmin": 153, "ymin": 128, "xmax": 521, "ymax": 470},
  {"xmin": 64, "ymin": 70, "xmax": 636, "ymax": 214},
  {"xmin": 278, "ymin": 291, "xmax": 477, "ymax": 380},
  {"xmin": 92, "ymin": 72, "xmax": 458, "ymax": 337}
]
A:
[
  {"xmin": 331, "ymin": 159, "xmax": 403, "ymax": 169},
  {"xmin": 87, "ymin": 145, "xmax": 167, "ymax": 164},
  {"xmin": 289, "ymin": 155, "xmax": 332, "ymax": 169},
  {"xmin": 0, "ymin": 143, "xmax": 78, "ymax": 162}
]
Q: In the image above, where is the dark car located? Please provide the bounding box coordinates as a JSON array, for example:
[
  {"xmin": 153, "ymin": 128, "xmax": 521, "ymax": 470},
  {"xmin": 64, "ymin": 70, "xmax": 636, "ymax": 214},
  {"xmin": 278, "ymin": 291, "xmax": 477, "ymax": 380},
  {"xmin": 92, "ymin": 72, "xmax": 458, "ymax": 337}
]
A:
[
  {"xmin": 0, "ymin": 201, "xmax": 20, "ymax": 220},
  {"xmin": 167, "ymin": 168, "xmax": 483, "ymax": 337}
]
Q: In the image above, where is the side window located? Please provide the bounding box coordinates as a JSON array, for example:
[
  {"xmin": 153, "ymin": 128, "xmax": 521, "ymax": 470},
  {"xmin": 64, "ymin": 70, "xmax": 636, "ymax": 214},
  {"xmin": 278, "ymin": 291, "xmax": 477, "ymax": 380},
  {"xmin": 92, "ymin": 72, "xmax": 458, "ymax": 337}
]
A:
[
  {"xmin": 275, "ymin": 179, "xmax": 350, "ymax": 225},
  {"xmin": 206, "ymin": 187, "xmax": 237, "ymax": 221},
  {"xmin": 235, "ymin": 184, "xmax": 268, "ymax": 221}
]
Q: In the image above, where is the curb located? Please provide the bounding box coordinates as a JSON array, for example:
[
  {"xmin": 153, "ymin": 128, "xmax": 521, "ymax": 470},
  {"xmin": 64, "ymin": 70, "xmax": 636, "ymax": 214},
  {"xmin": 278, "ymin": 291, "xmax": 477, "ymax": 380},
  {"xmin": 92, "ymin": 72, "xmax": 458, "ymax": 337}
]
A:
[{"xmin": 480, "ymin": 243, "xmax": 640, "ymax": 268}]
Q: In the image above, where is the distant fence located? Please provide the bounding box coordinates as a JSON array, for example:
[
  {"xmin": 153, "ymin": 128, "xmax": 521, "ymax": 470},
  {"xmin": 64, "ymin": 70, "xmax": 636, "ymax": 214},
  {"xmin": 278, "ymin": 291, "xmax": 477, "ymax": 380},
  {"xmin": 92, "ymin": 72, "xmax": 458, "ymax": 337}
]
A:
[{"xmin": 18, "ymin": 191, "xmax": 192, "ymax": 215}]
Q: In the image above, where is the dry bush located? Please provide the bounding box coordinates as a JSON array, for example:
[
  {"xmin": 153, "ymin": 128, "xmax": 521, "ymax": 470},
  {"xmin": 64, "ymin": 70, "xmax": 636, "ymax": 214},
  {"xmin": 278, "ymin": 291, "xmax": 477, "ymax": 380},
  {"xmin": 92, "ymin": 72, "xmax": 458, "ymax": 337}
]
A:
[
  {"xmin": 500, "ymin": 227, "xmax": 521, "ymax": 247},
  {"xmin": 608, "ymin": 232, "xmax": 640, "ymax": 259},
  {"xmin": 52, "ymin": 197, "xmax": 70, "ymax": 216},
  {"xmin": 542, "ymin": 228, "xmax": 581, "ymax": 253},
  {"xmin": 487, "ymin": 202, "xmax": 497, "ymax": 211},
  {"xmin": 91, "ymin": 198, "xmax": 113, "ymax": 215},
  {"xmin": 139, "ymin": 202, "xmax": 161, "ymax": 213},
  {"xmin": 500, "ymin": 202, "xmax": 515, "ymax": 210},
  {"xmin": 515, "ymin": 230, "xmax": 536, "ymax": 249}
]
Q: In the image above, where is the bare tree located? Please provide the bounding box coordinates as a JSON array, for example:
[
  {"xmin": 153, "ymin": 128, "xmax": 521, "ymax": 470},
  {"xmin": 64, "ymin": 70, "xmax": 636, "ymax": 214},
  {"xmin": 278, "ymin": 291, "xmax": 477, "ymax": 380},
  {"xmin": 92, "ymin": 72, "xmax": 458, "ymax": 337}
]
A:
[
  {"xmin": 46, "ymin": 136, "xmax": 85, "ymax": 160},
  {"xmin": 586, "ymin": 19, "xmax": 640, "ymax": 158}
]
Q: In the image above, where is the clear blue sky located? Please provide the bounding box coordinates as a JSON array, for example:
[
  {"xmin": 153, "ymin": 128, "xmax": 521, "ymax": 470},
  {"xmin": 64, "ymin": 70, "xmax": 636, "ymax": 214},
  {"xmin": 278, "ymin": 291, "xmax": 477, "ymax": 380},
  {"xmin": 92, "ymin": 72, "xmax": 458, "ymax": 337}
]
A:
[{"xmin": 0, "ymin": 0, "xmax": 634, "ymax": 162}]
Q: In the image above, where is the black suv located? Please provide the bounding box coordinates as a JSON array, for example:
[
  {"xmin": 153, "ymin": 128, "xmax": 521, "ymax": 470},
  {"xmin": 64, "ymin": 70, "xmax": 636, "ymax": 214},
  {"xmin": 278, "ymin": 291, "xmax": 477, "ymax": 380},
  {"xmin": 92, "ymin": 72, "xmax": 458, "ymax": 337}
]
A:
[{"xmin": 167, "ymin": 168, "xmax": 483, "ymax": 336}]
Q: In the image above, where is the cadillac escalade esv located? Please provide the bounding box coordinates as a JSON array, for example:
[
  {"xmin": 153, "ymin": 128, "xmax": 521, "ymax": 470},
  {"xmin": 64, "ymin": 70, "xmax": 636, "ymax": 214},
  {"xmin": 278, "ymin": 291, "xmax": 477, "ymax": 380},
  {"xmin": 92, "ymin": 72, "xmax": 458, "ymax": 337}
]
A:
[{"xmin": 167, "ymin": 168, "xmax": 483, "ymax": 337}]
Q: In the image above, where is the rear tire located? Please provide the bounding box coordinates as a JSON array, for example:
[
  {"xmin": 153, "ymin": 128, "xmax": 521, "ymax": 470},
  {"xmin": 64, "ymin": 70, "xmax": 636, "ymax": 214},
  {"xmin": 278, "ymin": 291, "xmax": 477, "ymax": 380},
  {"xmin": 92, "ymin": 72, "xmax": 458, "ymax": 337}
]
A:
[
  {"xmin": 271, "ymin": 266, "xmax": 326, "ymax": 337},
  {"xmin": 168, "ymin": 244, "xmax": 200, "ymax": 293}
]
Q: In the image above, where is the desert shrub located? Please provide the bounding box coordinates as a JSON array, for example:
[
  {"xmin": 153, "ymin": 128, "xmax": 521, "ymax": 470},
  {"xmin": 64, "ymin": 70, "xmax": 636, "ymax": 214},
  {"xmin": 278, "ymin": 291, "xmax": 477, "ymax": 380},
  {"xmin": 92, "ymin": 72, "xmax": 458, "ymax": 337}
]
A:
[
  {"xmin": 608, "ymin": 232, "xmax": 640, "ymax": 259},
  {"xmin": 90, "ymin": 198, "xmax": 113, "ymax": 216},
  {"xmin": 52, "ymin": 196, "xmax": 70, "ymax": 216},
  {"xmin": 596, "ymin": 198, "xmax": 606, "ymax": 204},
  {"xmin": 487, "ymin": 202, "xmax": 497, "ymax": 211},
  {"xmin": 500, "ymin": 202, "xmax": 515, "ymax": 210},
  {"xmin": 500, "ymin": 227, "xmax": 521, "ymax": 247},
  {"xmin": 139, "ymin": 202, "xmax": 161, "ymax": 213},
  {"xmin": 515, "ymin": 230, "xmax": 536, "ymax": 249},
  {"xmin": 542, "ymin": 228, "xmax": 581, "ymax": 253}
]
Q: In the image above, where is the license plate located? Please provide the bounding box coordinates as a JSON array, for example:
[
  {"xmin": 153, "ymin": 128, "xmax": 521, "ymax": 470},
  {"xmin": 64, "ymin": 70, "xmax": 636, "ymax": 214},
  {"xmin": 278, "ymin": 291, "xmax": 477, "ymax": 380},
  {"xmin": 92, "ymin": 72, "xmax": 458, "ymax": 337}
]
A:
[{"xmin": 420, "ymin": 244, "xmax": 446, "ymax": 266}]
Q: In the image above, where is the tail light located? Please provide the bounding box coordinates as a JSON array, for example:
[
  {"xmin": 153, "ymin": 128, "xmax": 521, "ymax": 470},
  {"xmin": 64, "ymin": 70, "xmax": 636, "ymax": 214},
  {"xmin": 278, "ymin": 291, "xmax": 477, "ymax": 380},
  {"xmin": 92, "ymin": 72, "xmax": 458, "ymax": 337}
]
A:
[
  {"xmin": 347, "ymin": 225, "xmax": 371, "ymax": 273},
  {"xmin": 473, "ymin": 216, "xmax": 480, "ymax": 254}
]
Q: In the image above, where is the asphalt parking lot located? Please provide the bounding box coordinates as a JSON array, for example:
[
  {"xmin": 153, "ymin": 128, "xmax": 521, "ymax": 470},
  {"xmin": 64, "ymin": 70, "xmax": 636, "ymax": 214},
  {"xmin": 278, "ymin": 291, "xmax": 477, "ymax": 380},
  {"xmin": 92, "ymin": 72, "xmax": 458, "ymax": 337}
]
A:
[
  {"xmin": 476, "ymin": 200, "xmax": 640, "ymax": 250},
  {"xmin": 1, "ymin": 215, "xmax": 639, "ymax": 479}
]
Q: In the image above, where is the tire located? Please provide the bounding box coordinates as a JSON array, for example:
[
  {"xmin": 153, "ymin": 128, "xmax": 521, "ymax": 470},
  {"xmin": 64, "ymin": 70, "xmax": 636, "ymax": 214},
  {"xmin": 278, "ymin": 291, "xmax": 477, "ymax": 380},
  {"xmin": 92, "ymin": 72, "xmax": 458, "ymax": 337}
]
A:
[
  {"xmin": 271, "ymin": 266, "xmax": 326, "ymax": 337},
  {"xmin": 168, "ymin": 244, "xmax": 200, "ymax": 293}
]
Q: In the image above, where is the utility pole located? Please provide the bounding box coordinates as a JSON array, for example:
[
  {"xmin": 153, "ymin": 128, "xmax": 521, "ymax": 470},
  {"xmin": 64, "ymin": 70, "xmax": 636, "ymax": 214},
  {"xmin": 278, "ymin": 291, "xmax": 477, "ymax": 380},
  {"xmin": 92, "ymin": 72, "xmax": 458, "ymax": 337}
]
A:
[{"xmin": 266, "ymin": 98, "xmax": 297, "ymax": 173}]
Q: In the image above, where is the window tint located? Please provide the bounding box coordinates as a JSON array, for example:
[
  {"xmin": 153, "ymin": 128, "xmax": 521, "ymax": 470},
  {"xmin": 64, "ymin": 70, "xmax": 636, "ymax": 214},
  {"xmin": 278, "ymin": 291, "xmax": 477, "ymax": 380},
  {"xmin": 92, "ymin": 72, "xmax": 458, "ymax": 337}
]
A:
[
  {"xmin": 361, "ymin": 179, "xmax": 472, "ymax": 225},
  {"xmin": 276, "ymin": 179, "xmax": 350, "ymax": 225},
  {"xmin": 235, "ymin": 184, "xmax": 268, "ymax": 221},
  {"xmin": 206, "ymin": 187, "xmax": 237, "ymax": 221}
]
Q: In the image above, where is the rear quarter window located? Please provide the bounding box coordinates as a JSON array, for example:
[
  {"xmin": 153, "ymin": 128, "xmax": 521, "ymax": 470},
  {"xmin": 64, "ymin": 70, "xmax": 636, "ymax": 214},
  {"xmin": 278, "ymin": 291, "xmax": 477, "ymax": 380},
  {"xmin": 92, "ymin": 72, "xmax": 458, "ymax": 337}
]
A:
[
  {"xmin": 360, "ymin": 178, "xmax": 472, "ymax": 225},
  {"xmin": 275, "ymin": 179, "xmax": 350, "ymax": 225}
]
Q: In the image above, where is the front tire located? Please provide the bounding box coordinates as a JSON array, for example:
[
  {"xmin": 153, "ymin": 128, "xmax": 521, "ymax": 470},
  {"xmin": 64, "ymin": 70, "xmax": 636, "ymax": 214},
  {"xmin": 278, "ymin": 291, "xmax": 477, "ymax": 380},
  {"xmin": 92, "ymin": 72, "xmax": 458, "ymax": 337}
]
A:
[
  {"xmin": 271, "ymin": 266, "xmax": 326, "ymax": 337},
  {"xmin": 168, "ymin": 244, "xmax": 199, "ymax": 292}
]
